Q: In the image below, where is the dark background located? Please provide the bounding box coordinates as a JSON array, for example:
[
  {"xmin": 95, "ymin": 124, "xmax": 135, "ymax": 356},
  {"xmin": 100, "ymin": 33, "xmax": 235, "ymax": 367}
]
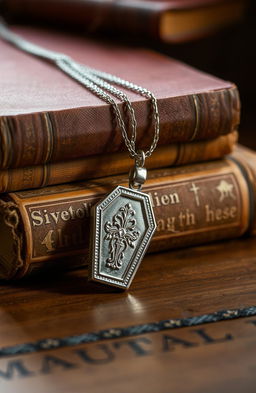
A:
[{"xmin": 155, "ymin": 0, "xmax": 256, "ymax": 149}]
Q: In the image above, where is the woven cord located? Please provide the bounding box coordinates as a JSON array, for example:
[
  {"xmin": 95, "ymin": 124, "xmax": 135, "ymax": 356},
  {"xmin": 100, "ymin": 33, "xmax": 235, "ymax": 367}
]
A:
[{"xmin": 0, "ymin": 305, "xmax": 256, "ymax": 358}]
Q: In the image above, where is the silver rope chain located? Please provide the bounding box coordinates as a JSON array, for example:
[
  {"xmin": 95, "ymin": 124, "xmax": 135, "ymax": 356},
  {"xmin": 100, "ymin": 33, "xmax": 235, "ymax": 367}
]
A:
[{"xmin": 0, "ymin": 20, "xmax": 160, "ymax": 164}]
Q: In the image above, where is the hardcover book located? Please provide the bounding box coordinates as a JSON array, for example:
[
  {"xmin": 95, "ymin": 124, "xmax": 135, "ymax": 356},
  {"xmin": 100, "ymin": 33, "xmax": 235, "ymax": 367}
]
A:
[
  {"xmin": 0, "ymin": 26, "xmax": 240, "ymax": 169},
  {"xmin": 0, "ymin": 132, "xmax": 237, "ymax": 193},
  {"xmin": 0, "ymin": 144, "xmax": 254, "ymax": 280},
  {"xmin": 0, "ymin": 0, "xmax": 247, "ymax": 43}
]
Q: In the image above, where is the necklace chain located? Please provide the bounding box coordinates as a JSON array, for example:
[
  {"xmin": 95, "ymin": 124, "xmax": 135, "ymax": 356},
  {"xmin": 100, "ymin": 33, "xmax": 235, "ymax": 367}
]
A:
[{"xmin": 0, "ymin": 20, "xmax": 160, "ymax": 162}]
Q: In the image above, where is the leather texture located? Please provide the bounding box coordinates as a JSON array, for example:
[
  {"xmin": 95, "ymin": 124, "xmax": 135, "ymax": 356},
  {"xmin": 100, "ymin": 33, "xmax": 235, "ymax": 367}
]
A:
[
  {"xmin": 0, "ymin": 26, "xmax": 240, "ymax": 169},
  {"xmin": 0, "ymin": 144, "xmax": 253, "ymax": 280},
  {"xmin": 0, "ymin": 132, "xmax": 237, "ymax": 193}
]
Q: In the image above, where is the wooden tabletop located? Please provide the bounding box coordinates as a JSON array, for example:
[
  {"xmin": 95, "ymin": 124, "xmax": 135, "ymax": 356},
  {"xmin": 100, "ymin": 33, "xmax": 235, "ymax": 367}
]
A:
[{"xmin": 1, "ymin": 237, "xmax": 256, "ymax": 392}]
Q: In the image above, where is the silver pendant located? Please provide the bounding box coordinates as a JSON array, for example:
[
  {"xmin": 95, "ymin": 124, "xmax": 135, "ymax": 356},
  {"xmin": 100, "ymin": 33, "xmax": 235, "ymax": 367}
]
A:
[{"xmin": 89, "ymin": 185, "xmax": 156, "ymax": 289}]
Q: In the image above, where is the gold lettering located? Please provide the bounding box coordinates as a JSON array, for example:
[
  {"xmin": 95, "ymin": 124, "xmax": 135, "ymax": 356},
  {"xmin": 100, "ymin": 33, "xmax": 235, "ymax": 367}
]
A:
[
  {"xmin": 169, "ymin": 193, "xmax": 180, "ymax": 205},
  {"xmin": 179, "ymin": 209, "xmax": 195, "ymax": 226},
  {"xmin": 205, "ymin": 205, "xmax": 214, "ymax": 223},
  {"xmin": 50, "ymin": 211, "xmax": 60, "ymax": 224},
  {"xmin": 161, "ymin": 195, "xmax": 169, "ymax": 205},
  {"xmin": 156, "ymin": 216, "xmax": 178, "ymax": 232},
  {"xmin": 185, "ymin": 209, "xmax": 195, "ymax": 225},
  {"xmin": 43, "ymin": 209, "xmax": 51, "ymax": 225},
  {"xmin": 166, "ymin": 217, "xmax": 176, "ymax": 232},
  {"xmin": 31, "ymin": 210, "xmax": 44, "ymax": 226},
  {"xmin": 215, "ymin": 208, "xmax": 222, "ymax": 220},
  {"xmin": 230, "ymin": 206, "xmax": 237, "ymax": 218},
  {"xmin": 60, "ymin": 210, "xmax": 70, "ymax": 221},
  {"xmin": 205, "ymin": 205, "xmax": 237, "ymax": 223},
  {"xmin": 179, "ymin": 211, "xmax": 186, "ymax": 227},
  {"xmin": 82, "ymin": 203, "xmax": 91, "ymax": 217},
  {"xmin": 68, "ymin": 205, "xmax": 76, "ymax": 219},
  {"xmin": 149, "ymin": 191, "xmax": 180, "ymax": 208},
  {"xmin": 30, "ymin": 203, "xmax": 91, "ymax": 226},
  {"xmin": 41, "ymin": 230, "xmax": 55, "ymax": 252}
]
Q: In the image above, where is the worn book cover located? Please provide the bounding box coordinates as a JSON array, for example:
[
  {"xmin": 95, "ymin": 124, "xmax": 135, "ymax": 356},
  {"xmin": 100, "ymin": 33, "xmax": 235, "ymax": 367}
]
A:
[
  {"xmin": 0, "ymin": 25, "xmax": 240, "ymax": 169},
  {"xmin": 0, "ymin": 144, "xmax": 254, "ymax": 280},
  {"xmin": 0, "ymin": 132, "xmax": 237, "ymax": 193}
]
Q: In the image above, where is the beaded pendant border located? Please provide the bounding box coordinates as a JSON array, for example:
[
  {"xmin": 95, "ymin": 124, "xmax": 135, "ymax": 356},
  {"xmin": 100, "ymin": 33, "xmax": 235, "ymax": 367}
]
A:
[{"xmin": 89, "ymin": 186, "xmax": 156, "ymax": 289}]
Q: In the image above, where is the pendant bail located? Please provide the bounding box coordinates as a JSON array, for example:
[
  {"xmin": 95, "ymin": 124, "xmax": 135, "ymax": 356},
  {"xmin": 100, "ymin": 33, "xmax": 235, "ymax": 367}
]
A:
[
  {"xmin": 135, "ymin": 149, "xmax": 146, "ymax": 167},
  {"xmin": 129, "ymin": 150, "xmax": 147, "ymax": 190}
]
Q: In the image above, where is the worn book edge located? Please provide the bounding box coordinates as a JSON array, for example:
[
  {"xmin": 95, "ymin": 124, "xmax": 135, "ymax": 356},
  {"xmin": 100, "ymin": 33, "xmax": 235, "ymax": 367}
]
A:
[{"xmin": 0, "ymin": 145, "xmax": 252, "ymax": 280}]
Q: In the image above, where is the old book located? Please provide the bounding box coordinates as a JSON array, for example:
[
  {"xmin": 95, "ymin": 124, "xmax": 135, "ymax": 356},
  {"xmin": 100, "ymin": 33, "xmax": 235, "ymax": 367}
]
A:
[
  {"xmin": 1, "ymin": 0, "xmax": 247, "ymax": 43},
  {"xmin": 0, "ymin": 144, "xmax": 254, "ymax": 280},
  {"xmin": 0, "ymin": 25, "xmax": 240, "ymax": 169},
  {"xmin": 0, "ymin": 132, "xmax": 237, "ymax": 193},
  {"xmin": 0, "ymin": 238, "xmax": 256, "ymax": 392}
]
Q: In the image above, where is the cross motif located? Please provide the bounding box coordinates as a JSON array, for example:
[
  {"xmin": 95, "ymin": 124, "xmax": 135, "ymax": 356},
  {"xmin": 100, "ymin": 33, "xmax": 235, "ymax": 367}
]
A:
[{"xmin": 104, "ymin": 203, "xmax": 140, "ymax": 270}]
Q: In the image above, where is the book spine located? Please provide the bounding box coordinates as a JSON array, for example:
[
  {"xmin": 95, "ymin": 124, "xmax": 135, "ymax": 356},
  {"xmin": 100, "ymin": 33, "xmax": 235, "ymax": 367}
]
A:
[
  {"xmin": 0, "ymin": 86, "xmax": 240, "ymax": 169},
  {"xmin": 0, "ymin": 154, "xmax": 250, "ymax": 280},
  {"xmin": 0, "ymin": 131, "xmax": 237, "ymax": 193},
  {"xmin": 231, "ymin": 146, "xmax": 256, "ymax": 236}
]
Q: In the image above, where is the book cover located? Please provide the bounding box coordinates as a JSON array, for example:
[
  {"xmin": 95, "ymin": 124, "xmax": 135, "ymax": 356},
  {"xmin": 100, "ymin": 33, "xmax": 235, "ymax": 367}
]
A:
[
  {"xmin": 0, "ymin": 25, "xmax": 240, "ymax": 169},
  {"xmin": 0, "ymin": 144, "xmax": 253, "ymax": 280},
  {"xmin": 0, "ymin": 132, "xmax": 237, "ymax": 193},
  {"xmin": 1, "ymin": 0, "xmax": 247, "ymax": 42}
]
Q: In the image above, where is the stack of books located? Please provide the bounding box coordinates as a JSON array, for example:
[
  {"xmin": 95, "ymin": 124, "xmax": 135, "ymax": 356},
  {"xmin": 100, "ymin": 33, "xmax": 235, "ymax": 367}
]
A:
[
  {"xmin": 0, "ymin": 4, "xmax": 255, "ymax": 393},
  {"xmin": 0, "ymin": 17, "xmax": 254, "ymax": 282}
]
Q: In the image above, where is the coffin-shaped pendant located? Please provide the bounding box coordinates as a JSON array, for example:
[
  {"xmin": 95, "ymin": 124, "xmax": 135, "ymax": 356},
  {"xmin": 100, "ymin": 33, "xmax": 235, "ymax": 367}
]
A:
[{"xmin": 89, "ymin": 185, "xmax": 157, "ymax": 289}]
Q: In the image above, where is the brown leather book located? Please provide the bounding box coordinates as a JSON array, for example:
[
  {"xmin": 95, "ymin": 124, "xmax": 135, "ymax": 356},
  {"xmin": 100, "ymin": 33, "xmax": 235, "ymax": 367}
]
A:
[
  {"xmin": 0, "ymin": 132, "xmax": 237, "ymax": 193},
  {"xmin": 1, "ymin": 0, "xmax": 247, "ymax": 43},
  {"xmin": 0, "ymin": 25, "xmax": 240, "ymax": 170},
  {"xmin": 0, "ymin": 143, "xmax": 254, "ymax": 280}
]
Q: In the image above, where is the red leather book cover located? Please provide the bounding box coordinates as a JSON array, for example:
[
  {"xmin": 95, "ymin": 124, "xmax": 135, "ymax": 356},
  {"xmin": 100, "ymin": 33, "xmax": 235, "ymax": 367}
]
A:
[{"xmin": 0, "ymin": 26, "xmax": 240, "ymax": 169}]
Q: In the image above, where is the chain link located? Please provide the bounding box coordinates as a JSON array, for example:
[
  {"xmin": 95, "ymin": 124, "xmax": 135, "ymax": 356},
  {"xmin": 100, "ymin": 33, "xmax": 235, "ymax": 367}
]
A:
[
  {"xmin": 0, "ymin": 19, "xmax": 160, "ymax": 161},
  {"xmin": 73, "ymin": 63, "xmax": 160, "ymax": 159}
]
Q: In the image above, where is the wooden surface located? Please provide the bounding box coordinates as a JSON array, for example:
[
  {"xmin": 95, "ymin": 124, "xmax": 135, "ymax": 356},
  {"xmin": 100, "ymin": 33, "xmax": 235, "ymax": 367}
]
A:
[{"xmin": 1, "ymin": 237, "xmax": 256, "ymax": 392}]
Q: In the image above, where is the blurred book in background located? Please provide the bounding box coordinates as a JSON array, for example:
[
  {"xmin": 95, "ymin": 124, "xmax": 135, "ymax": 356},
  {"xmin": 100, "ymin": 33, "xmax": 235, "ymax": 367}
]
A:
[{"xmin": 0, "ymin": 0, "xmax": 248, "ymax": 43}]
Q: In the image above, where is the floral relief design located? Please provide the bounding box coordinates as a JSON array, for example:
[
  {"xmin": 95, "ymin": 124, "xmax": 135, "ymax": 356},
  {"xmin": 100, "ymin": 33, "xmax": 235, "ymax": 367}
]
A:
[{"xmin": 104, "ymin": 203, "xmax": 140, "ymax": 270}]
